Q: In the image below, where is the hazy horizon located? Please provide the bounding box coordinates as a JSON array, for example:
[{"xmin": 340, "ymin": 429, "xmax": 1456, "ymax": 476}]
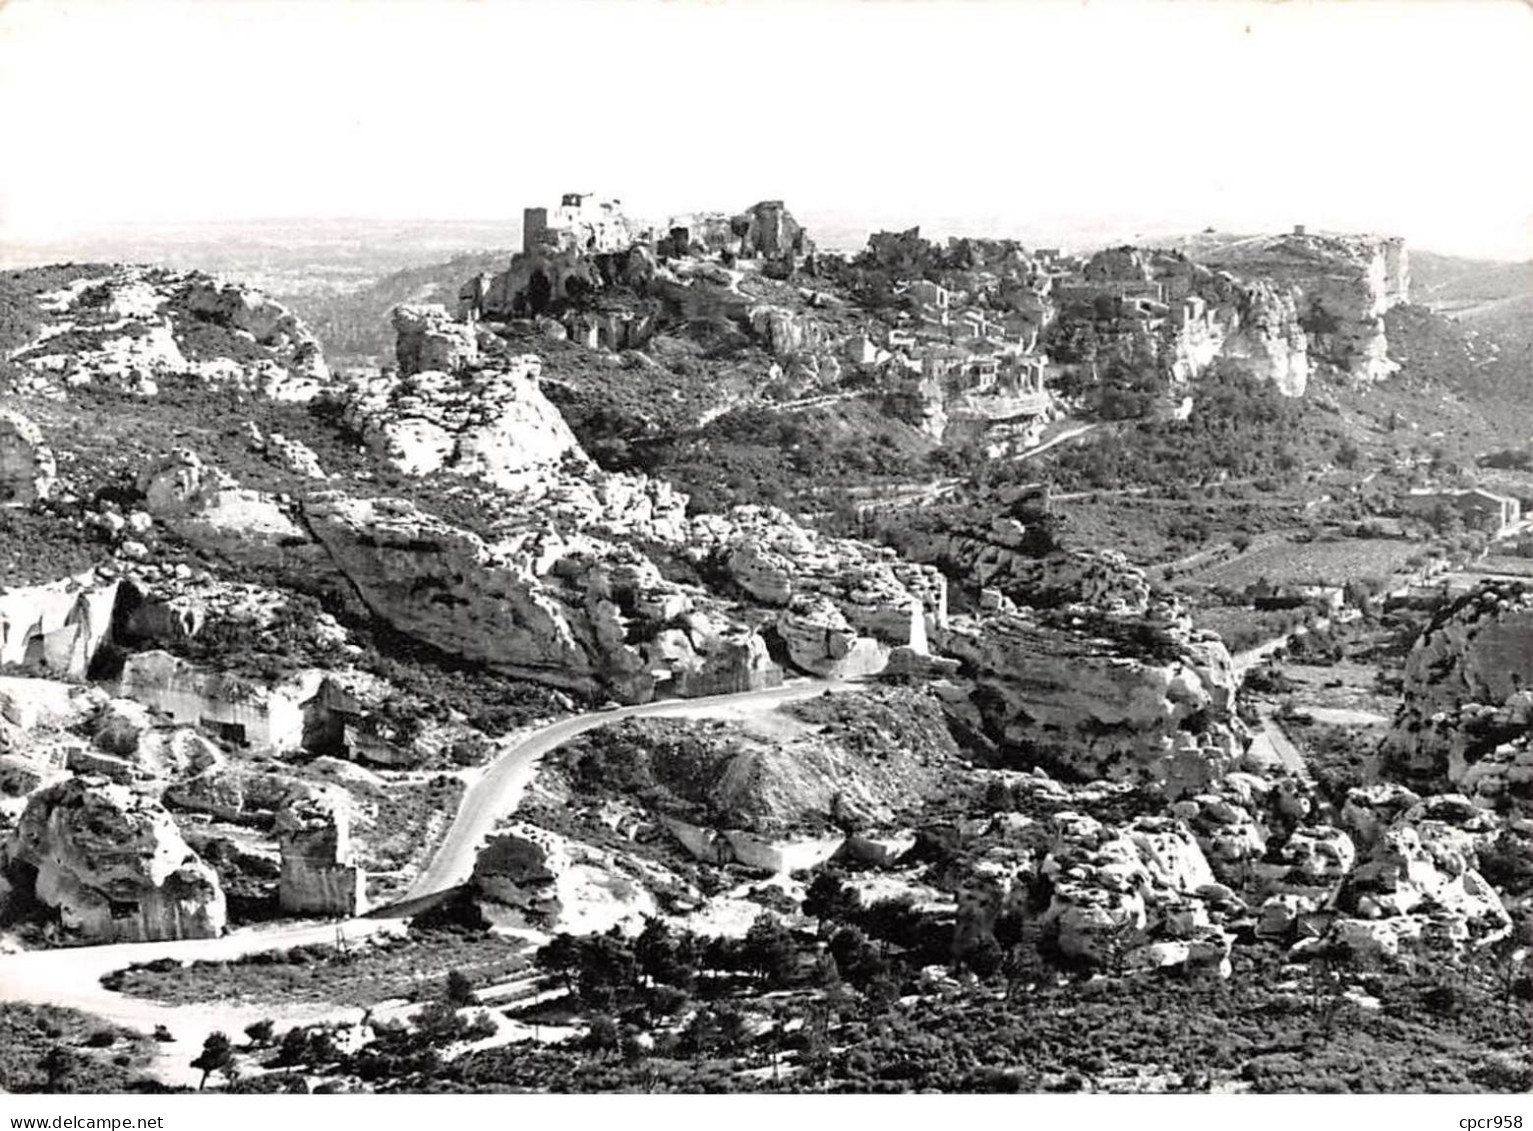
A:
[
  {"xmin": 2, "ymin": 0, "xmax": 1529, "ymax": 264},
  {"xmin": 4, "ymin": 212, "xmax": 1528, "ymax": 277}
]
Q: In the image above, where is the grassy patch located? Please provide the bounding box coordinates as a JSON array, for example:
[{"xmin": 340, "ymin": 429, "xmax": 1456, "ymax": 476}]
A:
[
  {"xmin": 103, "ymin": 929, "xmax": 527, "ymax": 1009},
  {"xmin": 1193, "ymin": 536, "xmax": 1421, "ymax": 591},
  {"xmin": 0, "ymin": 1003, "xmax": 158, "ymax": 1094}
]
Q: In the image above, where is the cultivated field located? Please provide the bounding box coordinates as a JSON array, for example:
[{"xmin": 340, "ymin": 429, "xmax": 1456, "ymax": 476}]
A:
[{"xmin": 1193, "ymin": 536, "xmax": 1422, "ymax": 589}]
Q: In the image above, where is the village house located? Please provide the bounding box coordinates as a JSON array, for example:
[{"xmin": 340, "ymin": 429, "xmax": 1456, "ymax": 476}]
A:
[
  {"xmin": 896, "ymin": 280, "xmax": 953, "ymax": 330},
  {"xmin": 1173, "ymin": 294, "xmax": 1210, "ymax": 330}
]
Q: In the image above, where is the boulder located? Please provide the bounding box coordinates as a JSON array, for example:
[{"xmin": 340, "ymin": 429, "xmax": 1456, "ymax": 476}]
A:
[
  {"xmin": 775, "ymin": 596, "xmax": 890, "ymax": 678},
  {"xmin": 4, "ymin": 777, "xmax": 225, "ymax": 942},
  {"xmin": 274, "ymin": 791, "xmax": 367, "ymax": 917},
  {"xmin": 392, "ymin": 304, "xmax": 479, "ymax": 377},
  {"xmin": 135, "ymin": 450, "xmax": 306, "ymax": 562},
  {"xmin": 0, "ymin": 570, "xmax": 121, "ymax": 679},
  {"xmin": 472, "ymin": 822, "xmax": 655, "ymax": 935},
  {"xmin": 1337, "ymin": 825, "xmax": 1511, "ymax": 947},
  {"xmin": 1274, "ymin": 827, "xmax": 1357, "ymax": 882},
  {"xmin": 1124, "ymin": 928, "xmax": 1233, "ymax": 979},
  {"xmin": 1379, "ymin": 583, "xmax": 1533, "ymax": 793}
]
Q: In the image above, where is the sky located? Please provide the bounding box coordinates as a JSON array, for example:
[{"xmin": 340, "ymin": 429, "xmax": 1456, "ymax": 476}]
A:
[{"xmin": 0, "ymin": 0, "xmax": 1529, "ymax": 259}]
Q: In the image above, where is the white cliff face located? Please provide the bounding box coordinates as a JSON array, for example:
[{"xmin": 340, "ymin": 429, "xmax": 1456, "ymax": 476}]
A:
[
  {"xmin": 0, "ymin": 570, "xmax": 120, "ymax": 679},
  {"xmin": 274, "ymin": 790, "xmax": 367, "ymax": 916},
  {"xmin": 1157, "ymin": 264, "xmax": 1312, "ymax": 395},
  {"xmin": 8, "ymin": 266, "xmax": 326, "ymax": 401},
  {"xmin": 1201, "ymin": 233, "xmax": 1410, "ymax": 383},
  {"xmin": 304, "ymin": 493, "xmax": 660, "ymax": 701},
  {"xmin": 4, "ymin": 776, "xmax": 226, "ymax": 942},
  {"xmin": 1214, "ymin": 280, "xmax": 1312, "ymax": 396}
]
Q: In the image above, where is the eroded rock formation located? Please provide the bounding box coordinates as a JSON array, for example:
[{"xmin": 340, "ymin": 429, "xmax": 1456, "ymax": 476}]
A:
[
  {"xmin": 337, "ymin": 352, "xmax": 588, "ymax": 488},
  {"xmin": 274, "ymin": 791, "xmax": 367, "ymax": 916},
  {"xmin": 392, "ymin": 303, "xmax": 479, "ymax": 376},
  {"xmin": 1200, "ymin": 232, "xmax": 1409, "ymax": 383},
  {"xmin": 0, "ymin": 570, "xmax": 120, "ymax": 679},
  {"xmin": 0, "ymin": 410, "xmax": 56, "ymax": 504},
  {"xmin": 4, "ymin": 776, "xmax": 226, "ymax": 942},
  {"xmin": 8, "ymin": 266, "xmax": 326, "ymax": 400},
  {"xmin": 1378, "ymin": 583, "xmax": 1533, "ymax": 794}
]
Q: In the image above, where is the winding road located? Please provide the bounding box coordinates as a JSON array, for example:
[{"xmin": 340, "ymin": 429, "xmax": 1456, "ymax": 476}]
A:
[
  {"xmin": 0, "ymin": 676, "xmax": 857, "ymax": 1080},
  {"xmin": 403, "ymin": 677, "xmax": 857, "ymax": 899}
]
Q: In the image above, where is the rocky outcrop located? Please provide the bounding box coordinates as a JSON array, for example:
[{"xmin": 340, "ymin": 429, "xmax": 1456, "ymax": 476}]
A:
[
  {"xmin": 472, "ymin": 823, "xmax": 656, "ymax": 935},
  {"xmin": 175, "ymin": 276, "xmax": 329, "ymax": 391},
  {"xmin": 9, "ymin": 266, "xmax": 326, "ymax": 400},
  {"xmin": 939, "ymin": 601, "xmax": 1242, "ymax": 788},
  {"xmin": 1200, "ymin": 233, "xmax": 1409, "ymax": 383},
  {"xmin": 304, "ymin": 493, "xmax": 663, "ymax": 702},
  {"xmin": 392, "ymin": 304, "xmax": 479, "ymax": 376},
  {"xmin": 274, "ymin": 791, "xmax": 367, "ymax": 916},
  {"xmin": 136, "ymin": 449, "xmax": 308, "ymax": 562},
  {"xmin": 649, "ymin": 613, "xmax": 783, "ymax": 698},
  {"xmin": 244, "ymin": 423, "xmax": 326, "ymax": 481},
  {"xmin": 1213, "ymin": 280, "xmax": 1312, "ymax": 396},
  {"xmin": 775, "ymin": 596, "xmax": 890, "ymax": 679},
  {"xmin": 688, "ymin": 505, "xmax": 948, "ymax": 645},
  {"xmin": 1378, "ymin": 583, "xmax": 1533, "ymax": 794},
  {"xmin": 4, "ymin": 776, "xmax": 225, "ymax": 942},
  {"xmin": 304, "ymin": 486, "xmax": 943, "ymax": 704},
  {"xmin": 1035, "ymin": 810, "xmax": 1233, "ymax": 976},
  {"xmin": 894, "ymin": 517, "xmax": 1150, "ymax": 616},
  {"xmin": 0, "ymin": 410, "xmax": 56, "ymax": 504},
  {"xmin": 337, "ymin": 353, "xmax": 588, "ymax": 488},
  {"xmin": 0, "ymin": 570, "xmax": 120, "ymax": 679},
  {"xmin": 748, "ymin": 305, "xmax": 828, "ymax": 358},
  {"xmin": 1332, "ymin": 824, "xmax": 1510, "ymax": 946},
  {"xmin": 737, "ymin": 201, "xmax": 813, "ymax": 260}
]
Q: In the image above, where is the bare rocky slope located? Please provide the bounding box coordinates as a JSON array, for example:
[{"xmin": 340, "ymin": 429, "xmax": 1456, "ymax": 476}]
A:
[{"xmin": 1, "ymin": 216, "xmax": 1530, "ymax": 1093}]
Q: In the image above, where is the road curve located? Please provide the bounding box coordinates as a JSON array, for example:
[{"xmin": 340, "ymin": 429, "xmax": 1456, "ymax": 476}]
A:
[
  {"xmin": 402, "ymin": 677, "xmax": 858, "ymax": 901},
  {"xmin": 0, "ymin": 676, "xmax": 856, "ymax": 1069}
]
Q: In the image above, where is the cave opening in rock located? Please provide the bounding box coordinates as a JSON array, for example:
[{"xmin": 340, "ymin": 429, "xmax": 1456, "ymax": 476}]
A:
[{"xmin": 524, "ymin": 269, "xmax": 553, "ymax": 316}]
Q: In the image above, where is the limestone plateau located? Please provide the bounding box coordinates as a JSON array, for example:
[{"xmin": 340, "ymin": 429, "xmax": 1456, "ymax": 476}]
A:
[{"xmin": 0, "ymin": 197, "xmax": 1530, "ymax": 1095}]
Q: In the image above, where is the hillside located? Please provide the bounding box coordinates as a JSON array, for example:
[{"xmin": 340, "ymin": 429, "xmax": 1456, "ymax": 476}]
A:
[
  {"xmin": 281, "ymin": 250, "xmax": 512, "ymax": 367},
  {"xmin": 1, "ymin": 210, "xmax": 1531, "ymax": 1095}
]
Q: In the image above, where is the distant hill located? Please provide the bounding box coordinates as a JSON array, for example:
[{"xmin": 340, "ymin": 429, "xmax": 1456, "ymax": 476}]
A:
[
  {"xmin": 1409, "ymin": 250, "xmax": 1533, "ymax": 311},
  {"xmin": 278, "ymin": 249, "xmax": 512, "ymax": 367}
]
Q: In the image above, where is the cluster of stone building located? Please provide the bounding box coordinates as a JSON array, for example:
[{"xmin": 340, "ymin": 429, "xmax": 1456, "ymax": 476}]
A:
[
  {"xmin": 520, "ymin": 193, "xmax": 812, "ymax": 264},
  {"xmin": 871, "ymin": 275, "xmax": 1050, "ymax": 416}
]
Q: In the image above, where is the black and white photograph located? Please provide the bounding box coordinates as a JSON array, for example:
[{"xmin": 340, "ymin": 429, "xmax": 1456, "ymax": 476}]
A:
[{"xmin": 0, "ymin": 0, "xmax": 1530, "ymax": 1107}]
